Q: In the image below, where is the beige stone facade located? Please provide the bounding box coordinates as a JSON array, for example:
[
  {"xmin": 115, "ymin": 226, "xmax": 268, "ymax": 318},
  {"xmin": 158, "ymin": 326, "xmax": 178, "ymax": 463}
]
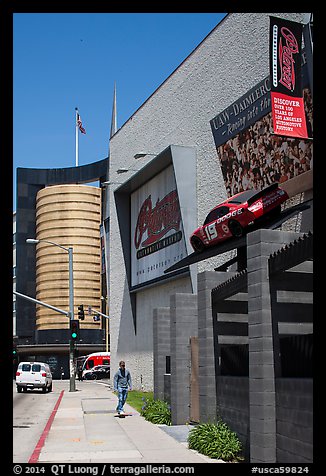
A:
[{"xmin": 35, "ymin": 184, "xmax": 101, "ymax": 330}]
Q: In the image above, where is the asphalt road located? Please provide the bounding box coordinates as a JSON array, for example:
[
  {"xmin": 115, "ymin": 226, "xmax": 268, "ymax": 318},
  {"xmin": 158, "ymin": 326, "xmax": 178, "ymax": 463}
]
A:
[{"xmin": 13, "ymin": 380, "xmax": 61, "ymax": 463}]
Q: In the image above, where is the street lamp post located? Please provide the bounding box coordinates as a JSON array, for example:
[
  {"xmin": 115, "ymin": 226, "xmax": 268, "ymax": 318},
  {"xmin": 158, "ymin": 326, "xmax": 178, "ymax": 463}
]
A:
[{"xmin": 26, "ymin": 238, "xmax": 76, "ymax": 392}]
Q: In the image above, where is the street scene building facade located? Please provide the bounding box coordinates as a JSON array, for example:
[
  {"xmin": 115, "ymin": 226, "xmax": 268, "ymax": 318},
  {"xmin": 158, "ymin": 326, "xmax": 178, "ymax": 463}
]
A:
[
  {"xmin": 14, "ymin": 13, "xmax": 313, "ymax": 463},
  {"xmin": 107, "ymin": 12, "xmax": 313, "ymax": 463},
  {"xmin": 107, "ymin": 11, "xmax": 312, "ymax": 381}
]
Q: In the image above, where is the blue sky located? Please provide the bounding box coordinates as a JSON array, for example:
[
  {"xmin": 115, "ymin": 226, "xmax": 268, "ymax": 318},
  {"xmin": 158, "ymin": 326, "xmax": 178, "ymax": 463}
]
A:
[{"xmin": 13, "ymin": 13, "xmax": 227, "ymax": 210}]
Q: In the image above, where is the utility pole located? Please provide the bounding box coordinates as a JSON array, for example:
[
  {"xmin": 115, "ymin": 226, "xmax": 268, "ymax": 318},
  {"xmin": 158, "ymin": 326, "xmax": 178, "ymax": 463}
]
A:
[
  {"xmin": 26, "ymin": 239, "xmax": 76, "ymax": 392},
  {"xmin": 68, "ymin": 246, "xmax": 76, "ymax": 392}
]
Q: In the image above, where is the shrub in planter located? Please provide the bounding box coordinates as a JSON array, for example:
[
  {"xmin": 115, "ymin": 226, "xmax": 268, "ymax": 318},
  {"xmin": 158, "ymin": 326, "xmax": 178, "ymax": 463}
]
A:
[
  {"xmin": 187, "ymin": 421, "xmax": 244, "ymax": 462},
  {"xmin": 140, "ymin": 397, "xmax": 171, "ymax": 426}
]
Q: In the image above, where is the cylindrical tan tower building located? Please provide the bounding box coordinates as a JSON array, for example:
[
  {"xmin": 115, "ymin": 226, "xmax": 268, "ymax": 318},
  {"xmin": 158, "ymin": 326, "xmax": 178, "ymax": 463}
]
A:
[{"xmin": 35, "ymin": 184, "xmax": 102, "ymax": 331}]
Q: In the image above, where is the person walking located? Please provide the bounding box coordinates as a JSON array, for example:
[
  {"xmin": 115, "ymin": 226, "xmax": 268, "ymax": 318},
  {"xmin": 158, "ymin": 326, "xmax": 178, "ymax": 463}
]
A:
[
  {"xmin": 113, "ymin": 360, "xmax": 132, "ymax": 415},
  {"xmin": 77, "ymin": 365, "xmax": 83, "ymax": 381}
]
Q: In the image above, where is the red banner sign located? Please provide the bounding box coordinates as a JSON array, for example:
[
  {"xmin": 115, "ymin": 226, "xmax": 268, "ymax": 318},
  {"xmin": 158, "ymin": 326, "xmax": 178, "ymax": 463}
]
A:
[
  {"xmin": 270, "ymin": 16, "xmax": 308, "ymax": 139},
  {"xmin": 134, "ymin": 190, "xmax": 181, "ymax": 249}
]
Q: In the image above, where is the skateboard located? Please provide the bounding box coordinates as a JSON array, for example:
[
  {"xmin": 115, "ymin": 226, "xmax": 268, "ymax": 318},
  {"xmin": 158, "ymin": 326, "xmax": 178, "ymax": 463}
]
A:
[{"xmin": 115, "ymin": 412, "xmax": 132, "ymax": 418}]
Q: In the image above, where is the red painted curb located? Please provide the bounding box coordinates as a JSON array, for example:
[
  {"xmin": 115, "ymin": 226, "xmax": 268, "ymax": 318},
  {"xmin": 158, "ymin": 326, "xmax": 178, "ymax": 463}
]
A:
[{"xmin": 28, "ymin": 389, "xmax": 64, "ymax": 463}]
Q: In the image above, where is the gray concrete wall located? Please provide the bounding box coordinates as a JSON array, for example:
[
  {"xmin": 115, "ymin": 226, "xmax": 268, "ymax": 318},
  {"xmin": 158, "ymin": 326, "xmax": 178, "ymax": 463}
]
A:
[
  {"xmin": 151, "ymin": 230, "xmax": 312, "ymax": 463},
  {"xmin": 276, "ymin": 378, "xmax": 313, "ymax": 463},
  {"xmin": 217, "ymin": 376, "xmax": 250, "ymax": 459},
  {"xmin": 170, "ymin": 293, "xmax": 198, "ymax": 425},
  {"xmin": 197, "ymin": 270, "xmax": 238, "ymax": 422},
  {"xmin": 153, "ymin": 307, "xmax": 170, "ymax": 401},
  {"xmin": 247, "ymin": 229, "xmax": 302, "ymax": 463}
]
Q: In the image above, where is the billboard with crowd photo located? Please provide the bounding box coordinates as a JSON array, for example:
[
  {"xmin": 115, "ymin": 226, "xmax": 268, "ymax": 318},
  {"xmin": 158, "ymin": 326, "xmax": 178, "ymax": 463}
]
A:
[{"xmin": 210, "ymin": 74, "xmax": 312, "ymax": 198}]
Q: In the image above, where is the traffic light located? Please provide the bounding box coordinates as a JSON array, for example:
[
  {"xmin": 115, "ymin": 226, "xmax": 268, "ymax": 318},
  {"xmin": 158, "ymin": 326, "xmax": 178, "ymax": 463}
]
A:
[
  {"xmin": 70, "ymin": 319, "xmax": 80, "ymax": 340},
  {"xmin": 78, "ymin": 304, "xmax": 85, "ymax": 320},
  {"xmin": 13, "ymin": 343, "xmax": 17, "ymax": 358}
]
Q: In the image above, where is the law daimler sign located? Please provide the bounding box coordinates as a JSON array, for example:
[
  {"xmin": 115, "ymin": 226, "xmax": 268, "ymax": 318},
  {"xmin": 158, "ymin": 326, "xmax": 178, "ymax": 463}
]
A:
[{"xmin": 130, "ymin": 165, "xmax": 187, "ymax": 287}]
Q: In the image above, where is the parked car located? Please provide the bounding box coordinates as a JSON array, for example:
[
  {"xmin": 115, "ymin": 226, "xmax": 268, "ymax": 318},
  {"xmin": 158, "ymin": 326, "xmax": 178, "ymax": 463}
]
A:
[
  {"xmin": 16, "ymin": 361, "xmax": 53, "ymax": 393},
  {"xmin": 83, "ymin": 365, "xmax": 110, "ymax": 380},
  {"xmin": 190, "ymin": 183, "xmax": 288, "ymax": 252}
]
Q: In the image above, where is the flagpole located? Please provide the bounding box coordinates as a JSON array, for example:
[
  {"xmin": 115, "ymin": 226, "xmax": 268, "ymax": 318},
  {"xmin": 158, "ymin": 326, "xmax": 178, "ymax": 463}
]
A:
[{"xmin": 75, "ymin": 107, "xmax": 79, "ymax": 167}]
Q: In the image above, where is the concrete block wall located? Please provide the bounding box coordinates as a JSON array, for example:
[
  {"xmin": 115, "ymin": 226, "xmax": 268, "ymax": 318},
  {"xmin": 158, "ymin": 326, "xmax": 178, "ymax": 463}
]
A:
[
  {"xmin": 197, "ymin": 270, "xmax": 237, "ymax": 422},
  {"xmin": 152, "ymin": 229, "xmax": 313, "ymax": 464},
  {"xmin": 247, "ymin": 229, "xmax": 303, "ymax": 463},
  {"xmin": 217, "ymin": 376, "xmax": 250, "ymax": 459},
  {"xmin": 170, "ymin": 293, "xmax": 198, "ymax": 425},
  {"xmin": 164, "ymin": 373, "xmax": 171, "ymax": 404},
  {"xmin": 276, "ymin": 379, "xmax": 313, "ymax": 463},
  {"xmin": 153, "ymin": 307, "xmax": 170, "ymax": 401}
]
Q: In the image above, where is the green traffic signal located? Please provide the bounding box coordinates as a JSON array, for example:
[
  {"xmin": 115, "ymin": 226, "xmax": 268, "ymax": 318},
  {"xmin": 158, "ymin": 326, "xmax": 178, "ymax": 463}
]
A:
[
  {"xmin": 13, "ymin": 340, "xmax": 18, "ymax": 359},
  {"xmin": 70, "ymin": 320, "xmax": 80, "ymax": 340}
]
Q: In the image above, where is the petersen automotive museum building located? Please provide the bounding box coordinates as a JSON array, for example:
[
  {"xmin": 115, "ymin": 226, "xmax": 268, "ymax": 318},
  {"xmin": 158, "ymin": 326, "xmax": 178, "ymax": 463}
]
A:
[{"xmin": 106, "ymin": 12, "xmax": 313, "ymax": 463}]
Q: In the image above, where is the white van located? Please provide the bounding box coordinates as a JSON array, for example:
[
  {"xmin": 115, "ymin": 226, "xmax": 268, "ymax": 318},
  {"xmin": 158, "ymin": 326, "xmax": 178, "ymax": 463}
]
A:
[{"xmin": 16, "ymin": 362, "xmax": 53, "ymax": 393}]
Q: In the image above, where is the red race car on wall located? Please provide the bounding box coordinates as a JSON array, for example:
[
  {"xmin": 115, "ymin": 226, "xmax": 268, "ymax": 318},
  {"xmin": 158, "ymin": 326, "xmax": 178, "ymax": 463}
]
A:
[{"xmin": 190, "ymin": 183, "xmax": 288, "ymax": 252}]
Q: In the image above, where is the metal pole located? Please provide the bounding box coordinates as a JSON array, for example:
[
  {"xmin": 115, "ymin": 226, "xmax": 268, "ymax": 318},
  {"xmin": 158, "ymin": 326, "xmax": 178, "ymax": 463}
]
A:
[
  {"xmin": 13, "ymin": 291, "xmax": 69, "ymax": 316},
  {"xmin": 75, "ymin": 108, "xmax": 79, "ymax": 167},
  {"xmin": 68, "ymin": 247, "xmax": 74, "ymax": 320},
  {"xmin": 68, "ymin": 247, "xmax": 76, "ymax": 392},
  {"xmin": 106, "ymin": 317, "xmax": 109, "ymax": 353},
  {"xmin": 26, "ymin": 238, "xmax": 77, "ymax": 392}
]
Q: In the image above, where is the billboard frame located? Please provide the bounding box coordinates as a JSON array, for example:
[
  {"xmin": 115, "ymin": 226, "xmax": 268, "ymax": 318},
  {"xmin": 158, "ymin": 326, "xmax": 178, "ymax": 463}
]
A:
[{"xmin": 114, "ymin": 145, "xmax": 197, "ymax": 332}]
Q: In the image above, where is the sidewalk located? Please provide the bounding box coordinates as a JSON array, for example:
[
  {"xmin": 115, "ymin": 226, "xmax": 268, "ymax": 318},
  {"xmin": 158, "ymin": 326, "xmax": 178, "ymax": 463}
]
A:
[{"xmin": 37, "ymin": 380, "xmax": 223, "ymax": 463}]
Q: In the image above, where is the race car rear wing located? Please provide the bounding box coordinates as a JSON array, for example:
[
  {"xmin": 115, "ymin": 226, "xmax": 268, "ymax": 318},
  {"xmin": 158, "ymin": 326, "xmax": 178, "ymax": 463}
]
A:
[{"xmin": 247, "ymin": 183, "xmax": 279, "ymax": 206}]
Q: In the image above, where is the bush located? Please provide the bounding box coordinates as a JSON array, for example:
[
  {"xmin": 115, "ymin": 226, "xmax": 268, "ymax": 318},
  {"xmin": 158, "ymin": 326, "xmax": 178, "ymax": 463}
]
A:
[
  {"xmin": 187, "ymin": 421, "xmax": 244, "ymax": 462},
  {"xmin": 140, "ymin": 396, "xmax": 171, "ymax": 425}
]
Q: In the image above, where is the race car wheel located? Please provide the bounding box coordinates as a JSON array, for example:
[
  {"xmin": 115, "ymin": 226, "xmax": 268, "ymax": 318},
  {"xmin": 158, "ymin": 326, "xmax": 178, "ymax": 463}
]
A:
[
  {"xmin": 191, "ymin": 236, "xmax": 205, "ymax": 253},
  {"xmin": 228, "ymin": 220, "xmax": 244, "ymax": 238}
]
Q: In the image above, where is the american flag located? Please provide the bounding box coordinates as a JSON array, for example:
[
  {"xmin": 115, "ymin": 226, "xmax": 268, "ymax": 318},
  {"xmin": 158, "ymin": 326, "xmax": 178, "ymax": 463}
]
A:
[{"xmin": 77, "ymin": 112, "xmax": 86, "ymax": 134}]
